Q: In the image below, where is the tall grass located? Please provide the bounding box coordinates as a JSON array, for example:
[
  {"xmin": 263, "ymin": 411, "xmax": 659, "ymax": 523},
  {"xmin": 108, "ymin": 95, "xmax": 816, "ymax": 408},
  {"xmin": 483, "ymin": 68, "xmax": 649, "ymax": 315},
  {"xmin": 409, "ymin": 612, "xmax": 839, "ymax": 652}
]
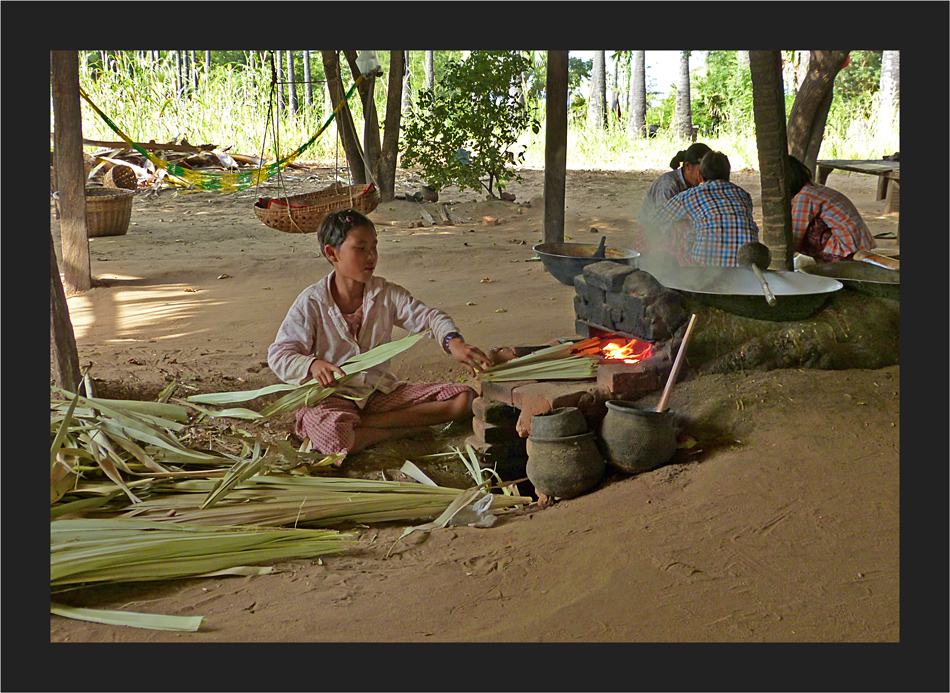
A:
[{"xmin": 63, "ymin": 51, "xmax": 899, "ymax": 175}]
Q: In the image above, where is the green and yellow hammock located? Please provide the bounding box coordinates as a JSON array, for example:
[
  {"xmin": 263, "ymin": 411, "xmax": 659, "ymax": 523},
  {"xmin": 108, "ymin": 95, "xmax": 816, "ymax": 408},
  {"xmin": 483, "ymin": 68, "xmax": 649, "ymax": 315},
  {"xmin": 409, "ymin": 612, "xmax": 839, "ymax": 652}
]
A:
[{"xmin": 77, "ymin": 74, "xmax": 363, "ymax": 194}]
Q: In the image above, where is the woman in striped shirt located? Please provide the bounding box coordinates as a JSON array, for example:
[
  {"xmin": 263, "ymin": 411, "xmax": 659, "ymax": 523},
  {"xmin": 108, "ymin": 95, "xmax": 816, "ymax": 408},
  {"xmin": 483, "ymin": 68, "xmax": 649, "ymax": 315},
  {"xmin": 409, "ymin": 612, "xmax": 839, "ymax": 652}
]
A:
[{"xmin": 788, "ymin": 156, "xmax": 873, "ymax": 263}]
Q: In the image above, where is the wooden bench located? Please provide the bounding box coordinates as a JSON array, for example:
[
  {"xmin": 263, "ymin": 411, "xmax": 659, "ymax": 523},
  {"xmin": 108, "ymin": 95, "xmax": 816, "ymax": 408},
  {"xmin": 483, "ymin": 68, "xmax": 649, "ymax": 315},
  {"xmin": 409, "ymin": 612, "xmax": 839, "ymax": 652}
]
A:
[
  {"xmin": 815, "ymin": 159, "xmax": 900, "ymax": 213},
  {"xmin": 816, "ymin": 159, "xmax": 900, "ymax": 244}
]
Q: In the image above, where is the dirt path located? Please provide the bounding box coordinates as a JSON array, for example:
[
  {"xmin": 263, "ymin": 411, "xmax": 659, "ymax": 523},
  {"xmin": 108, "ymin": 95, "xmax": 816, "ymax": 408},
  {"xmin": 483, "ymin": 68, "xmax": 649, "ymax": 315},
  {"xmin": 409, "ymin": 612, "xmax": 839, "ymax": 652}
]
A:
[{"xmin": 49, "ymin": 165, "xmax": 903, "ymax": 658}]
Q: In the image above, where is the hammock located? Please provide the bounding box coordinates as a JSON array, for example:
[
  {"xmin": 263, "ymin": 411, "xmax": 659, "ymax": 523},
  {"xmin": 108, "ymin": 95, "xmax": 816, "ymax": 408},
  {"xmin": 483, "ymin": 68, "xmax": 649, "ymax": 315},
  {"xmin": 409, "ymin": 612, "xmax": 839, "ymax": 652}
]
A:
[{"xmin": 77, "ymin": 74, "xmax": 363, "ymax": 194}]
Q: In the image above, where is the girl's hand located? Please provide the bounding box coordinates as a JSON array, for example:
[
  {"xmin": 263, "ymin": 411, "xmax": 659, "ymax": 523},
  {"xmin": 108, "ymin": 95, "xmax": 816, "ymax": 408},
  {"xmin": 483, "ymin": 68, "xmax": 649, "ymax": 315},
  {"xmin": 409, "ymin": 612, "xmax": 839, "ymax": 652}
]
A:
[
  {"xmin": 309, "ymin": 359, "xmax": 346, "ymax": 387},
  {"xmin": 448, "ymin": 339, "xmax": 493, "ymax": 377}
]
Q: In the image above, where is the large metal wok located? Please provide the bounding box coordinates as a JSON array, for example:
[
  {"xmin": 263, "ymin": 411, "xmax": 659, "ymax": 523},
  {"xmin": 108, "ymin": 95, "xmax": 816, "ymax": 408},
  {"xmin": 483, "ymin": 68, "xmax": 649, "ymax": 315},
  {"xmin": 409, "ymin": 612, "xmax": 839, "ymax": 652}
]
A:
[
  {"xmin": 800, "ymin": 260, "xmax": 899, "ymax": 301},
  {"xmin": 638, "ymin": 255, "xmax": 843, "ymax": 321}
]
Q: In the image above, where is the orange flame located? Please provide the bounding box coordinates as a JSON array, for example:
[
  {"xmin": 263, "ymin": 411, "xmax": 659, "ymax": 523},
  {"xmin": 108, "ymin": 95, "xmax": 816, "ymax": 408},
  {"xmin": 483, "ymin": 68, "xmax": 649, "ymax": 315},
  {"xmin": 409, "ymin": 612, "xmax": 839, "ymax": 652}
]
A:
[{"xmin": 601, "ymin": 338, "xmax": 652, "ymax": 364}]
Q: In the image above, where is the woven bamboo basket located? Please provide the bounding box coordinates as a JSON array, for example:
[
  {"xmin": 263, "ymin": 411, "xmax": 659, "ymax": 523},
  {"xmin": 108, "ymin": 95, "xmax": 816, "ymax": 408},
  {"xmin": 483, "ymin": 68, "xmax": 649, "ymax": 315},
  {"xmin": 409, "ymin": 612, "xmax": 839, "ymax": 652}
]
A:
[
  {"xmin": 104, "ymin": 164, "xmax": 138, "ymax": 190},
  {"xmin": 254, "ymin": 182, "xmax": 380, "ymax": 234},
  {"xmin": 85, "ymin": 187, "xmax": 134, "ymax": 237}
]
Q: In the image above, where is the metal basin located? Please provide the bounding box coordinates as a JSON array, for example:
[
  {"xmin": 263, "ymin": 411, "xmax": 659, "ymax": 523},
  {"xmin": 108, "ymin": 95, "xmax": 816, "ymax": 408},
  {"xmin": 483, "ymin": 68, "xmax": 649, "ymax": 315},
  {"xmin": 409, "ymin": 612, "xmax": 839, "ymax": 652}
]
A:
[
  {"xmin": 533, "ymin": 243, "xmax": 639, "ymax": 286},
  {"xmin": 638, "ymin": 255, "xmax": 843, "ymax": 321},
  {"xmin": 801, "ymin": 261, "xmax": 899, "ymax": 301}
]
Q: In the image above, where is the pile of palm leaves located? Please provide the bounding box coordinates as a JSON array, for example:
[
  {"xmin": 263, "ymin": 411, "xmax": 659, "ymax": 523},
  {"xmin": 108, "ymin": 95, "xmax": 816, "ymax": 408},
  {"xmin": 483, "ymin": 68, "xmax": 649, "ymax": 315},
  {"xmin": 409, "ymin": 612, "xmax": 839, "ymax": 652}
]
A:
[
  {"xmin": 476, "ymin": 337, "xmax": 602, "ymax": 382},
  {"xmin": 50, "ymin": 333, "xmax": 531, "ymax": 631}
]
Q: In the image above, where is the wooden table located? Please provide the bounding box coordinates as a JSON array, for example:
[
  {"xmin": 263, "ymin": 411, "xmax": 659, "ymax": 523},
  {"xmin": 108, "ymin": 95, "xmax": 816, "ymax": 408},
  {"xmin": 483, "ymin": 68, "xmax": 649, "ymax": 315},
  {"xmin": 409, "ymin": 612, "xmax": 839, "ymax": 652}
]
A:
[
  {"xmin": 816, "ymin": 159, "xmax": 900, "ymax": 243},
  {"xmin": 815, "ymin": 159, "xmax": 900, "ymax": 212}
]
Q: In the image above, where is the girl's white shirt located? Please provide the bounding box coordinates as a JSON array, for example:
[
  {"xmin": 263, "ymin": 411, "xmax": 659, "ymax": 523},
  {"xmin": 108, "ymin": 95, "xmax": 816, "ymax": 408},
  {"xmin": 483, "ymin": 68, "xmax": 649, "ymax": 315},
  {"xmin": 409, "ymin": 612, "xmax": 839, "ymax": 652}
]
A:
[{"xmin": 267, "ymin": 272, "xmax": 460, "ymax": 407}]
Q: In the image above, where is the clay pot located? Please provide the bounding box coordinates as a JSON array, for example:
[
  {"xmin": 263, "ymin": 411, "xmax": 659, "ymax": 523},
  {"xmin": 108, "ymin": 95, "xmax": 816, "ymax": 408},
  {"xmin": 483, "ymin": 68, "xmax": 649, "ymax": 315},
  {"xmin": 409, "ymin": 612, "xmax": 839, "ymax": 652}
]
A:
[
  {"xmin": 526, "ymin": 431, "xmax": 605, "ymax": 499},
  {"xmin": 530, "ymin": 406, "xmax": 588, "ymax": 439},
  {"xmin": 598, "ymin": 400, "xmax": 678, "ymax": 475}
]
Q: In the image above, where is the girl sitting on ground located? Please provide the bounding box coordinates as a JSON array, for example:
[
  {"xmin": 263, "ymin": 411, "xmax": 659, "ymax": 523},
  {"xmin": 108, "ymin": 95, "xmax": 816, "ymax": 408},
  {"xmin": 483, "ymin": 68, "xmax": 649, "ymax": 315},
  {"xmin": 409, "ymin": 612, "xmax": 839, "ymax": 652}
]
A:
[
  {"xmin": 267, "ymin": 208, "xmax": 493, "ymax": 462},
  {"xmin": 788, "ymin": 156, "xmax": 874, "ymax": 263}
]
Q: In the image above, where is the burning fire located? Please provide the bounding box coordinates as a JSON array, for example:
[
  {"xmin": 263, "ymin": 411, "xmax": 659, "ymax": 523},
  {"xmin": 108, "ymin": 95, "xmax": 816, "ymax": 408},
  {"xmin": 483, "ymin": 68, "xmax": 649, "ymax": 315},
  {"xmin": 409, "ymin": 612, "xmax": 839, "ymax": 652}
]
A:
[{"xmin": 601, "ymin": 338, "xmax": 652, "ymax": 364}]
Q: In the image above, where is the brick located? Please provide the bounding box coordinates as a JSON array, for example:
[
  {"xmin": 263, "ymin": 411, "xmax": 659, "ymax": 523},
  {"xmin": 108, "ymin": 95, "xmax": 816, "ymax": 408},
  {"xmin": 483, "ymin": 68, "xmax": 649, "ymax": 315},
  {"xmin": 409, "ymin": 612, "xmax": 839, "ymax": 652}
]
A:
[
  {"xmin": 573, "ymin": 295, "xmax": 589, "ymax": 321},
  {"xmin": 622, "ymin": 270, "xmax": 665, "ymax": 297},
  {"xmin": 573, "ymin": 275, "xmax": 590, "ymax": 301},
  {"xmin": 472, "ymin": 417, "xmax": 523, "ymax": 445},
  {"xmin": 472, "ymin": 397, "xmax": 519, "ymax": 426},
  {"xmin": 597, "ymin": 361, "xmax": 664, "ymax": 400},
  {"xmin": 477, "ymin": 379, "xmax": 532, "ymax": 406},
  {"xmin": 609, "ymin": 307, "xmax": 623, "ymax": 329},
  {"xmin": 511, "ymin": 381, "xmax": 604, "ymax": 437},
  {"xmin": 583, "ymin": 261, "xmax": 638, "ymax": 292},
  {"xmin": 574, "ymin": 320, "xmax": 591, "ymax": 338}
]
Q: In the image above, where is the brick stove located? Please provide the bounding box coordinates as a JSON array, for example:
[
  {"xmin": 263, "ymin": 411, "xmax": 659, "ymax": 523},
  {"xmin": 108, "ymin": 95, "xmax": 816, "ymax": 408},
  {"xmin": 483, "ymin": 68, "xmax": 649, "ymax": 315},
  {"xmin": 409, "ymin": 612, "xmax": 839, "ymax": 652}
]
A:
[{"xmin": 468, "ymin": 261, "xmax": 690, "ymax": 479}]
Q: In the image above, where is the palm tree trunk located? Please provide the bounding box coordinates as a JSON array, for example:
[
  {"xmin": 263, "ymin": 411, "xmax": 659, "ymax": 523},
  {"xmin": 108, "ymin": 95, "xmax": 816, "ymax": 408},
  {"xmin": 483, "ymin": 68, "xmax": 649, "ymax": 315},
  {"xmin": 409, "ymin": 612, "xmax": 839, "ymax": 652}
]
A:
[
  {"xmin": 378, "ymin": 50, "xmax": 405, "ymax": 202},
  {"xmin": 424, "ymin": 50, "xmax": 435, "ymax": 91},
  {"xmin": 303, "ymin": 50, "xmax": 313, "ymax": 108},
  {"xmin": 877, "ymin": 50, "xmax": 899, "ymax": 142},
  {"xmin": 274, "ymin": 50, "xmax": 285, "ymax": 113},
  {"xmin": 587, "ymin": 51, "xmax": 606, "ymax": 130},
  {"xmin": 628, "ymin": 50, "xmax": 646, "ymax": 139},
  {"xmin": 674, "ymin": 50, "xmax": 693, "ymax": 140},
  {"xmin": 750, "ymin": 50, "xmax": 793, "ymax": 270},
  {"xmin": 286, "ymin": 50, "xmax": 298, "ymax": 114}
]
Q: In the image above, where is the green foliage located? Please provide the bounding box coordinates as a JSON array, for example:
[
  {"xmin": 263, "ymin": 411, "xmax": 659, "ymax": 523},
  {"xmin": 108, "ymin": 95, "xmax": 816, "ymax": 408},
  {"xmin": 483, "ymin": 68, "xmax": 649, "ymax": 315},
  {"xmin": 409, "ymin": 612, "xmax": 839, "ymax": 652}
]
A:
[
  {"xmin": 691, "ymin": 51, "xmax": 753, "ymax": 136},
  {"xmin": 400, "ymin": 51, "xmax": 540, "ymax": 197}
]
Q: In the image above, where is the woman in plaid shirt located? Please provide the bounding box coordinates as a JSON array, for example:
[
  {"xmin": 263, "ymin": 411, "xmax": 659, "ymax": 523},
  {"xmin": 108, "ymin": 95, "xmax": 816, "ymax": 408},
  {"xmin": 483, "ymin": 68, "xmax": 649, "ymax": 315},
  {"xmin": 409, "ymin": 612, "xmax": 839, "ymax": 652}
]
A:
[
  {"xmin": 636, "ymin": 142, "xmax": 711, "ymax": 254},
  {"xmin": 655, "ymin": 151, "xmax": 760, "ymax": 267},
  {"xmin": 788, "ymin": 156, "xmax": 873, "ymax": 262}
]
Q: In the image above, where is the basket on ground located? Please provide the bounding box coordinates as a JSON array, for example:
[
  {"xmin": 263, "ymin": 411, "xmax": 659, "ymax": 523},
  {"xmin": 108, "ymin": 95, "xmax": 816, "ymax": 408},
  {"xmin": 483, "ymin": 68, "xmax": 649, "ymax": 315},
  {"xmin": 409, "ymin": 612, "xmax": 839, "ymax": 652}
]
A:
[
  {"xmin": 85, "ymin": 187, "xmax": 134, "ymax": 237},
  {"xmin": 254, "ymin": 182, "xmax": 380, "ymax": 234}
]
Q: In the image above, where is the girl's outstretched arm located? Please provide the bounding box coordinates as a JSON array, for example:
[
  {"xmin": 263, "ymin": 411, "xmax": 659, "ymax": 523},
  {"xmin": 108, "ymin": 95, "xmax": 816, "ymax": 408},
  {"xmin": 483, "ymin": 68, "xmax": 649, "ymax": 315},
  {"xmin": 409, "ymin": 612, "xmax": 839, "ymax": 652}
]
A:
[{"xmin": 447, "ymin": 336, "xmax": 493, "ymax": 377}]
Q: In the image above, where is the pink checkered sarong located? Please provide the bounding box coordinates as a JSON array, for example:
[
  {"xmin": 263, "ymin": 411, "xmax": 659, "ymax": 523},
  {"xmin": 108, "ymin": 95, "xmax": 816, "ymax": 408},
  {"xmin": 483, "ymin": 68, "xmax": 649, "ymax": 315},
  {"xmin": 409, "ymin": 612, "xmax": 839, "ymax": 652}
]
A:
[{"xmin": 295, "ymin": 382, "xmax": 475, "ymax": 456}]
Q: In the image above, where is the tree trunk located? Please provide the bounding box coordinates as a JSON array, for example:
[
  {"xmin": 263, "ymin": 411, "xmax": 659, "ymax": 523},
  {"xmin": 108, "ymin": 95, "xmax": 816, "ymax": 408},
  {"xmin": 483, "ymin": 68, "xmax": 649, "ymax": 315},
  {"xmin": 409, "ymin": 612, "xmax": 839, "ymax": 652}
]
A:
[
  {"xmin": 544, "ymin": 51, "xmax": 569, "ymax": 245},
  {"xmin": 786, "ymin": 50, "xmax": 850, "ymax": 173},
  {"xmin": 51, "ymin": 232, "xmax": 83, "ymax": 393},
  {"xmin": 878, "ymin": 50, "xmax": 899, "ymax": 142},
  {"xmin": 607, "ymin": 59, "xmax": 618, "ymax": 120},
  {"xmin": 175, "ymin": 50, "xmax": 183, "ymax": 95},
  {"xmin": 321, "ymin": 50, "xmax": 366, "ymax": 184},
  {"xmin": 674, "ymin": 50, "xmax": 693, "ymax": 140},
  {"xmin": 344, "ymin": 50, "xmax": 382, "ymax": 184},
  {"xmin": 587, "ymin": 51, "xmax": 606, "ymax": 130},
  {"xmin": 378, "ymin": 50, "xmax": 405, "ymax": 202},
  {"xmin": 303, "ymin": 50, "xmax": 313, "ymax": 108},
  {"xmin": 750, "ymin": 51, "xmax": 793, "ymax": 271},
  {"xmin": 736, "ymin": 50, "xmax": 750, "ymax": 74},
  {"xmin": 286, "ymin": 50, "xmax": 298, "ymax": 114},
  {"xmin": 424, "ymin": 50, "xmax": 434, "ymax": 91},
  {"xmin": 204, "ymin": 50, "xmax": 211, "ymax": 80},
  {"xmin": 401, "ymin": 55, "xmax": 413, "ymax": 115},
  {"xmin": 51, "ymin": 50, "xmax": 91, "ymax": 293},
  {"xmin": 628, "ymin": 50, "xmax": 646, "ymax": 139},
  {"xmin": 274, "ymin": 50, "xmax": 285, "ymax": 113},
  {"xmin": 189, "ymin": 50, "xmax": 198, "ymax": 93}
]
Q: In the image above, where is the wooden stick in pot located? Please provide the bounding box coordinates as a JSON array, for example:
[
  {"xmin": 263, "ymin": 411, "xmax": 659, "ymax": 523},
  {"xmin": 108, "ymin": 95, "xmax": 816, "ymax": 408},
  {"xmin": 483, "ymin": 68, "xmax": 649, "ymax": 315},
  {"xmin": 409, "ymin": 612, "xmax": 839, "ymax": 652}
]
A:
[
  {"xmin": 737, "ymin": 242, "xmax": 777, "ymax": 306},
  {"xmin": 656, "ymin": 313, "xmax": 697, "ymax": 413}
]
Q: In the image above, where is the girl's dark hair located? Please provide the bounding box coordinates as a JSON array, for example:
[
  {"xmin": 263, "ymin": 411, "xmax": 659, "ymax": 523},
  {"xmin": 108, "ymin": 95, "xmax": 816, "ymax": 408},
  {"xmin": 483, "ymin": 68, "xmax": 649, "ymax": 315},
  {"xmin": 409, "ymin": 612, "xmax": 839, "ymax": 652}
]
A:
[
  {"xmin": 318, "ymin": 208, "xmax": 375, "ymax": 262},
  {"xmin": 670, "ymin": 142, "xmax": 712, "ymax": 169},
  {"xmin": 699, "ymin": 151, "xmax": 731, "ymax": 182},
  {"xmin": 787, "ymin": 156, "xmax": 813, "ymax": 197}
]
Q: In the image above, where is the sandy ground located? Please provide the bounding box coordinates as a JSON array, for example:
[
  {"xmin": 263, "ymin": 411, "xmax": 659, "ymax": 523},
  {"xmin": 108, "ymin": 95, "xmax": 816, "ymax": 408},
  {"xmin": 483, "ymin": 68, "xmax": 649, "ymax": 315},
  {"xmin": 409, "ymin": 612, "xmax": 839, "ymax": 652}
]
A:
[{"xmin": 48, "ymin": 163, "xmax": 910, "ymax": 674}]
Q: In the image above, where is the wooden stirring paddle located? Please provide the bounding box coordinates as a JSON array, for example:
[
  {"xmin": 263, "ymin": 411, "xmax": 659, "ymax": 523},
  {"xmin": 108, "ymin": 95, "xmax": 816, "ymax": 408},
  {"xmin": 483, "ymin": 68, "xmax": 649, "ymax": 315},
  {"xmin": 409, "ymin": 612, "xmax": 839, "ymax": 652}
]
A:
[
  {"xmin": 656, "ymin": 313, "xmax": 698, "ymax": 413},
  {"xmin": 737, "ymin": 242, "xmax": 777, "ymax": 306}
]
